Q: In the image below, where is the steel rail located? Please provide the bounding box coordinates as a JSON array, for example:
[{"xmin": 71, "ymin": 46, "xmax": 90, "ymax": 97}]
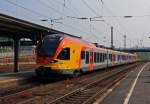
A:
[
  {"xmin": 48, "ymin": 64, "xmax": 136, "ymax": 104},
  {"xmin": 0, "ymin": 62, "xmax": 141, "ymax": 104}
]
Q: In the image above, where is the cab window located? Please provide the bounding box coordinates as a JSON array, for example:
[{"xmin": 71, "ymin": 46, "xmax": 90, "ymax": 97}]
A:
[
  {"xmin": 57, "ymin": 48, "xmax": 70, "ymax": 60},
  {"xmin": 81, "ymin": 51, "xmax": 85, "ymax": 59}
]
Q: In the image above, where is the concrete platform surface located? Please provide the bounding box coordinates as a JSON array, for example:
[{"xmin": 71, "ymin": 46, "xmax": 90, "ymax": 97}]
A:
[
  {"xmin": 0, "ymin": 71, "xmax": 35, "ymax": 84},
  {"xmin": 101, "ymin": 62, "xmax": 150, "ymax": 104}
]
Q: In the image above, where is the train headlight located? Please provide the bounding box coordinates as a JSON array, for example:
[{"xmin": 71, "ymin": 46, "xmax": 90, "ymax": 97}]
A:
[
  {"xmin": 51, "ymin": 59, "xmax": 58, "ymax": 63},
  {"xmin": 59, "ymin": 62, "xmax": 64, "ymax": 64}
]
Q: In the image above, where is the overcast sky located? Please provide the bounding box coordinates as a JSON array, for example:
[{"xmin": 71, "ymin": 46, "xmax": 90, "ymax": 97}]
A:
[{"xmin": 1, "ymin": 0, "xmax": 150, "ymax": 48}]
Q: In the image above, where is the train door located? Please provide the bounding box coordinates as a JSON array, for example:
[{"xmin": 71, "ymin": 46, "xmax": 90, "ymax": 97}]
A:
[
  {"xmin": 85, "ymin": 48, "xmax": 90, "ymax": 72},
  {"xmin": 80, "ymin": 48, "xmax": 90, "ymax": 72},
  {"xmin": 80, "ymin": 47, "xmax": 86, "ymax": 71},
  {"xmin": 90, "ymin": 49, "xmax": 94, "ymax": 72},
  {"xmin": 106, "ymin": 50, "xmax": 109, "ymax": 67},
  {"xmin": 112, "ymin": 53, "xmax": 115, "ymax": 66}
]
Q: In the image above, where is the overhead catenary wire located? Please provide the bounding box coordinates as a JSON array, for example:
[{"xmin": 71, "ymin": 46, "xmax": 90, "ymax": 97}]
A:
[
  {"xmin": 96, "ymin": 0, "xmax": 132, "ymax": 36},
  {"xmin": 40, "ymin": 0, "xmax": 102, "ymax": 40},
  {"xmin": 80, "ymin": 0, "xmax": 114, "ymax": 43},
  {"xmin": 81, "ymin": 0, "xmax": 101, "ymax": 16},
  {"xmin": 100, "ymin": 1, "xmax": 134, "ymax": 48},
  {"xmin": 95, "ymin": 0, "xmax": 128, "ymax": 47},
  {"xmin": 39, "ymin": 0, "xmax": 106, "ymax": 42},
  {"xmin": 3, "ymin": 0, "xmax": 94, "ymax": 38},
  {"xmin": 5, "ymin": 0, "xmax": 51, "ymax": 19},
  {"xmin": 47, "ymin": 0, "xmax": 103, "ymax": 36},
  {"xmin": 4, "ymin": 0, "xmax": 105, "ymax": 43},
  {"xmin": 44, "ymin": 0, "xmax": 102, "ymax": 41},
  {"xmin": 66, "ymin": 0, "xmax": 105, "ymax": 41},
  {"xmin": 38, "ymin": 0, "xmax": 64, "ymax": 16},
  {"xmin": 96, "ymin": 0, "xmax": 135, "ymax": 40},
  {"xmin": 46, "ymin": 0, "xmax": 80, "ymax": 17}
]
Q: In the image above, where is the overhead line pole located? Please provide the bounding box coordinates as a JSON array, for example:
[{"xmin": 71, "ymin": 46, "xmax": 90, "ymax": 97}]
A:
[
  {"xmin": 111, "ymin": 26, "xmax": 114, "ymax": 49},
  {"xmin": 124, "ymin": 34, "xmax": 126, "ymax": 49}
]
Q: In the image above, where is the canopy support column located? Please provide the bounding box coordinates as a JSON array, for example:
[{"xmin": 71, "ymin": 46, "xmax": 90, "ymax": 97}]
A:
[{"xmin": 13, "ymin": 37, "xmax": 20, "ymax": 72}]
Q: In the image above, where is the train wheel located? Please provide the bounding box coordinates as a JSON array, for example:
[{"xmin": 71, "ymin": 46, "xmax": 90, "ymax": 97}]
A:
[
  {"xmin": 35, "ymin": 68, "xmax": 44, "ymax": 77},
  {"xmin": 35, "ymin": 70, "xmax": 41, "ymax": 77}
]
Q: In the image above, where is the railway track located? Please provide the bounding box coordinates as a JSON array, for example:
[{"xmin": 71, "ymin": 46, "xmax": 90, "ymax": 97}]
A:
[
  {"xmin": 0, "ymin": 62, "xmax": 143, "ymax": 104},
  {"xmin": 48, "ymin": 64, "xmax": 137, "ymax": 104}
]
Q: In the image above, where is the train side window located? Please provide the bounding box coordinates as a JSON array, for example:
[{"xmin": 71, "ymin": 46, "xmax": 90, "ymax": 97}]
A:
[
  {"xmin": 86, "ymin": 51, "xmax": 89, "ymax": 64},
  {"xmin": 102, "ymin": 53, "xmax": 104, "ymax": 62},
  {"xmin": 109, "ymin": 54, "xmax": 112, "ymax": 61},
  {"xmin": 81, "ymin": 51, "xmax": 85, "ymax": 59},
  {"xmin": 104, "ymin": 53, "xmax": 107, "ymax": 60},
  {"xmin": 96, "ymin": 52, "xmax": 97, "ymax": 63},
  {"xmin": 94, "ymin": 52, "xmax": 96, "ymax": 63},
  {"xmin": 101, "ymin": 53, "xmax": 103, "ymax": 62},
  {"xmin": 96, "ymin": 53, "xmax": 98, "ymax": 63},
  {"xmin": 97, "ymin": 53, "xmax": 98, "ymax": 63},
  {"xmin": 103, "ymin": 53, "xmax": 105, "ymax": 62},
  {"xmin": 111, "ymin": 54, "xmax": 112, "ymax": 61},
  {"xmin": 118, "ymin": 55, "xmax": 120, "ymax": 61},
  {"xmin": 100, "ymin": 53, "xmax": 103, "ymax": 62},
  {"xmin": 103, "ymin": 53, "xmax": 104, "ymax": 62},
  {"xmin": 57, "ymin": 47, "xmax": 70, "ymax": 60},
  {"xmin": 97, "ymin": 53, "xmax": 99, "ymax": 63},
  {"xmin": 104, "ymin": 53, "xmax": 106, "ymax": 61},
  {"xmin": 100, "ymin": 53, "xmax": 102, "ymax": 62},
  {"xmin": 95, "ymin": 52, "xmax": 97, "ymax": 63},
  {"xmin": 99, "ymin": 53, "xmax": 101, "ymax": 62}
]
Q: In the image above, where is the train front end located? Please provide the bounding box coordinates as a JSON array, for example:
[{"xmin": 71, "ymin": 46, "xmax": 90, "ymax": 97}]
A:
[
  {"xmin": 36, "ymin": 35, "xmax": 64, "ymax": 76},
  {"xmin": 35, "ymin": 34, "xmax": 77, "ymax": 76}
]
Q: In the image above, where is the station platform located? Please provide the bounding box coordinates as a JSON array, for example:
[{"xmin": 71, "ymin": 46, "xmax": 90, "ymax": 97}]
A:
[
  {"xmin": 0, "ymin": 71, "xmax": 35, "ymax": 89},
  {"xmin": 100, "ymin": 62, "xmax": 150, "ymax": 104}
]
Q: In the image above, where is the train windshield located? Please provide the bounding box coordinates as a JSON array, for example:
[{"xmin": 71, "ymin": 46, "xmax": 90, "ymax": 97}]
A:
[{"xmin": 38, "ymin": 35, "xmax": 62, "ymax": 57}]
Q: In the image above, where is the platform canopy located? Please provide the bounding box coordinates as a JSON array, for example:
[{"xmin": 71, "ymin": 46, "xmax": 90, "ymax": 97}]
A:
[{"xmin": 0, "ymin": 13, "xmax": 80, "ymax": 40}]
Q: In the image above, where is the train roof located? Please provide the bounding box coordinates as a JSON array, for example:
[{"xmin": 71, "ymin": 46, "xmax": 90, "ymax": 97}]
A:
[{"xmin": 48, "ymin": 34, "xmax": 136, "ymax": 56}]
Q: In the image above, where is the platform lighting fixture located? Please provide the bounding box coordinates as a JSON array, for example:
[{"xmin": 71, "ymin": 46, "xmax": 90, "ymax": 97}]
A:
[
  {"xmin": 40, "ymin": 18, "xmax": 63, "ymax": 27},
  {"xmin": 123, "ymin": 16, "xmax": 133, "ymax": 18},
  {"xmin": 41, "ymin": 19, "xmax": 48, "ymax": 21},
  {"xmin": 89, "ymin": 16, "xmax": 133, "ymax": 18},
  {"xmin": 41, "ymin": 17, "xmax": 63, "ymax": 22},
  {"xmin": 90, "ymin": 16, "xmax": 103, "ymax": 19},
  {"xmin": 66, "ymin": 16, "xmax": 105, "ymax": 21},
  {"xmin": 66, "ymin": 16, "xmax": 89, "ymax": 20},
  {"xmin": 90, "ymin": 19, "xmax": 105, "ymax": 21},
  {"xmin": 67, "ymin": 15, "xmax": 133, "ymax": 20}
]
